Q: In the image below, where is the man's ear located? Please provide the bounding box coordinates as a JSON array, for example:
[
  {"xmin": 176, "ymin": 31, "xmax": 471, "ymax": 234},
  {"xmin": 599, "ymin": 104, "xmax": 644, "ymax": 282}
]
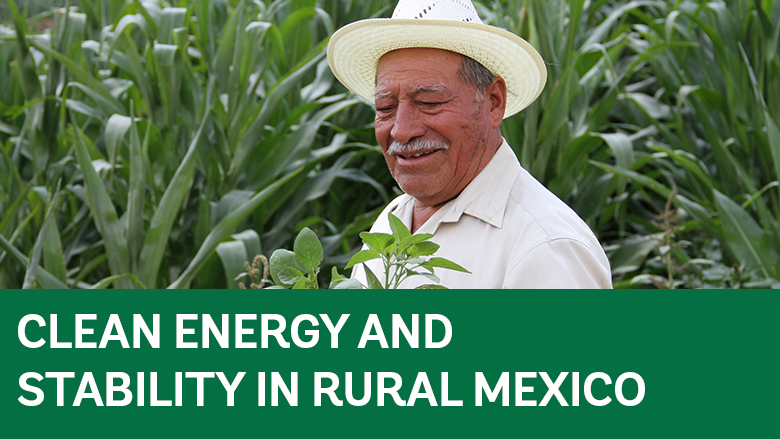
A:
[{"xmin": 486, "ymin": 77, "xmax": 507, "ymax": 128}]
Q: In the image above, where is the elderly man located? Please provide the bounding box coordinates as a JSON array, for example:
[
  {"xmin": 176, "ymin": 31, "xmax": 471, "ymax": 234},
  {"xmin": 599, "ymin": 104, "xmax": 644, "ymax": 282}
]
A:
[{"xmin": 327, "ymin": 0, "xmax": 612, "ymax": 288}]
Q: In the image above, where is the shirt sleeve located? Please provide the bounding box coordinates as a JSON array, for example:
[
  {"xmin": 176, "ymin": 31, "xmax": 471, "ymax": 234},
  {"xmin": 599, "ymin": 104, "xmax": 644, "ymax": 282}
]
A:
[{"xmin": 504, "ymin": 238, "xmax": 613, "ymax": 288}]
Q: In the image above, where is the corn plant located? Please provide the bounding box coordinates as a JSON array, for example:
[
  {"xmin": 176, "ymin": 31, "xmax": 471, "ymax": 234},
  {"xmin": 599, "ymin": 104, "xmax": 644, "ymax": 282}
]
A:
[
  {"xmin": 0, "ymin": 0, "xmax": 390, "ymax": 288},
  {"xmin": 481, "ymin": 0, "xmax": 780, "ymax": 287}
]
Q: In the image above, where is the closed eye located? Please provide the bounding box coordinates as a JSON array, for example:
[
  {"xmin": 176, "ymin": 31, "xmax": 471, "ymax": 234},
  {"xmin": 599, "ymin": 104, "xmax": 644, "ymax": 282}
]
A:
[
  {"xmin": 418, "ymin": 101, "xmax": 447, "ymax": 112},
  {"xmin": 375, "ymin": 106, "xmax": 396, "ymax": 118}
]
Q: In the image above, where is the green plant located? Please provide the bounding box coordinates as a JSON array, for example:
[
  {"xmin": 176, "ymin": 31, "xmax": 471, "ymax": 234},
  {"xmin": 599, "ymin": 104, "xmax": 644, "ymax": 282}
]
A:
[
  {"xmin": 236, "ymin": 254, "xmax": 271, "ymax": 289},
  {"xmin": 265, "ymin": 227, "xmax": 324, "ymax": 288},
  {"xmin": 253, "ymin": 213, "xmax": 469, "ymax": 289},
  {"xmin": 255, "ymin": 226, "xmax": 359, "ymax": 289},
  {"xmin": 346, "ymin": 213, "xmax": 470, "ymax": 289},
  {"xmin": 485, "ymin": 0, "xmax": 780, "ymax": 288},
  {"xmin": 0, "ymin": 0, "xmax": 390, "ymax": 288},
  {"xmin": 4, "ymin": 0, "xmax": 780, "ymax": 289},
  {"xmin": 624, "ymin": 189, "xmax": 689, "ymax": 289}
]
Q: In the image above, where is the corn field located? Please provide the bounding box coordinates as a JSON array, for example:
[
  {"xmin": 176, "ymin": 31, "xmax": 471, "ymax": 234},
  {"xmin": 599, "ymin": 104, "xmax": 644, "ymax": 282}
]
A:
[{"xmin": 1, "ymin": 0, "xmax": 779, "ymax": 289}]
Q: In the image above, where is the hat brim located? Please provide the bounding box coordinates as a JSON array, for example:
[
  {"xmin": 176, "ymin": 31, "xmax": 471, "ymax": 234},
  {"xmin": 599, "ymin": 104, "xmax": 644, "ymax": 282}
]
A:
[{"xmin": 327, "ymin": 18, "xmax": 547, "ymax": 118}]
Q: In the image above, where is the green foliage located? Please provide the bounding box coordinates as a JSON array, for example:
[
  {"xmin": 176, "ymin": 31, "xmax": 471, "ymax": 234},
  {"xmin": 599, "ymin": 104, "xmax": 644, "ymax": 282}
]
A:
[
  {"xmin": 268, "ymin": 227, "xmax": 321, "ymax": 289},
  {"xmin": 264, "ymin": 226, "xmax": 361, "ymax": 289},
  {"xmin": 345, "ymin": 213, "xmax": 470, "ymax": 289},
  {"xmin": 487, "ymin": 0, "xmax": 780, "ymax": 288},
  {"xmin": 259, "ymin": 213, "xmax": 468, "ymax": 289},
  {"xmin": 2, "ymin": 0, "xmax": 779, "ymax": 288},
  {"xmin": 0, "ymin": 0, "xmax": 389, "ymax": 288}
]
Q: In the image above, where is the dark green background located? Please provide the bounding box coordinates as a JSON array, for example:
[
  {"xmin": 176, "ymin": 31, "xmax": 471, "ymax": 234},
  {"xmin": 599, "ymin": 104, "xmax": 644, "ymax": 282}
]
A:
[{"xmin": 1, "ymin": 291, "xmax": 777, "ymax": 437}]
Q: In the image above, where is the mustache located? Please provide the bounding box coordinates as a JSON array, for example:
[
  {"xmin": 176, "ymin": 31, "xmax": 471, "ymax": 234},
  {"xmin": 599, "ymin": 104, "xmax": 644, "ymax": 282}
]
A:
[{"xmin": 387, "ymin": 139, "xmax": 449, "ymax": 156}]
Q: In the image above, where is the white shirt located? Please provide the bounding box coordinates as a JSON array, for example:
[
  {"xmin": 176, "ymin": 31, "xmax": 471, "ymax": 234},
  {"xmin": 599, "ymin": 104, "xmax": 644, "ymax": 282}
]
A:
[{"xmin": 351, "ymin": 140, "xmax": 612, "ymax": 288}]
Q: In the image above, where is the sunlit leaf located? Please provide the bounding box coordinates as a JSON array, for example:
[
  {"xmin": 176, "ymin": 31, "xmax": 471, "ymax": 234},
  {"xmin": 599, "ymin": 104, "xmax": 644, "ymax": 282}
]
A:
[
  {"xmin": 420, "ymin": 257, "xmax": 470, "ymax": 274},
  {"xmin": 345, "ymin": 249, "xmax": 381, "ymax": 269},
  {"xmin": 294, "ymin": 227, "xmax": 323, "ymax": 274}
]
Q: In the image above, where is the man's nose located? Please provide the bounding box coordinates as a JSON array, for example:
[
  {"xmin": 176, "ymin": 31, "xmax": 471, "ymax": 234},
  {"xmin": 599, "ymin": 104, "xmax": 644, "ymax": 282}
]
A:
[{"xmin": 390, "ymin": 102, "xmax": 425, "ymax": 144}]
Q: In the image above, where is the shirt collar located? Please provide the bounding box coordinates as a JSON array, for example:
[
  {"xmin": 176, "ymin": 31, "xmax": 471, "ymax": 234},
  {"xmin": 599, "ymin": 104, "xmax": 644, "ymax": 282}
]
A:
[
  {"xmin": 439, "ymin": 138, "xmax": 519, "ymax": 228},
  {"xmin": 394, "ymin": 138, "xmax": 519, "ymax": 235}
]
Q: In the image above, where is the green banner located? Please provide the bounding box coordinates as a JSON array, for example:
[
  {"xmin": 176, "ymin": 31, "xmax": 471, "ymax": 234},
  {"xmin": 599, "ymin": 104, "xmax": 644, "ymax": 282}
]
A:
[{"xmin": 1, "ymin": 291, "xmax": 777, "ymax": 437}]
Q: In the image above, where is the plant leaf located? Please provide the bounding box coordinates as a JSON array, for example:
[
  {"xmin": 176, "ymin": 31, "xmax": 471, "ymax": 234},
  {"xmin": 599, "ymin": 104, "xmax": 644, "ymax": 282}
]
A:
[
  {"xmin": 714, "ymin": 191, "xmax": 779, "ymax": 280},
  {"xmin": 388, "ymin": 212, "xmax": 411, "ymax": 243},
  {"xmin": 72, "ymin": 118, "xmax": 133, "ymax": 289},
  {"xmin": 398, "ymin": 233, "xmax": 434, "ymax": 254},
  {"xmin": 229, "ymin": 40, "xmax": 328, "ymax": 181},
  {"xmin": 328, "ymin": 265, "xmax": 347, "ymax": 288},
  {"xmin": 232, "ymin": 229, "xmax": 263, "ymax": 262},
  {"xmin": 216, "ymin": 240, "xmax": 249, "ymax": 289},
  {"xmin": 415, "ymin": 272, "xmax": 441, "ymax": 284},
  {"xmin": 104, "ymin": 114, "xmax": 133, "ymax": 167},
  {"xmin": 0, "ymin": 232, "xmax": 67, "ymax": 289},
  {"xmin": 279, "ymin": 267, "xmax": 305, "ymax": 286},
  {"xmin": 138, "ymin": 104, "xmax": 211, "ymax": 288},
  {"xmin": 292, "ymin": 276, "xmax": 312, "ymax": 289},
  {"xmin": 43, "ymin": 217, "xmax": 68, "ymax": 284},
  {"xmin": 421, "ymin": 257, "xmax": 471, "ymax": 274},
  {"xmin": 345, "ymin": 249, "xmax": 381, "ymax": 269},
  {"xmin": 764, "ymin": 110, "xmax": 780, "ymax": 192},
  {"xmin": 269, "ymin": 249, "xmax": 301, "ymax": 287},
  {"xmin": 332, "ymin": 278, "xmax": 364, "ymax": 289},
  {"xmin": 364, "ymin": 265, "xmax": 384, "ymax": 289},
  {"xmin": 168, "ymin": 165, "xmax": 305, "ymax": 288},
  {"xmin": 409, "ymin": 241, "xmax": 440, "ymax": 258},
  {"xmin": 23, "ymin": 189, "xmax": 61, "ymax": 289},
  {"xmin": 126, "ymin": 109, "xmax": 144, "ymax": 272},
  {"xmin": 594, "ymin": 132, "xmax": 634, "ymax": 195},
  {"xmin": 293, "ymin": 227, "xmax": 323, "ymax": 274},
  {"xmin": 88, "ymin": 274, "xmax": 147, "ymax": 289},
  {"xmin": 30, "ymin": 40, "xmax": 125, "ymax": 115},
  {"xmin": 359, "ymin": 232, "xmax": 394, "ymax": 253}
]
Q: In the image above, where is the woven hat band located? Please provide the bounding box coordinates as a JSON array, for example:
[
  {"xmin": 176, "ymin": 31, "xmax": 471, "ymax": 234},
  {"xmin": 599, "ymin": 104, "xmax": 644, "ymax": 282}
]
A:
[{"xmin": 392, "ymin": 0, "xmax": 484, "ymax": 24}]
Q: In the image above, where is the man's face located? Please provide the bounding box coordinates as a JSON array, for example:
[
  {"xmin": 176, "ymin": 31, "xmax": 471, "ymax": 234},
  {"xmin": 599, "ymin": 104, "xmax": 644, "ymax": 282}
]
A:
[{"xmin": 374, "ymin": 48, "xmax": 498, "ymax": 207}]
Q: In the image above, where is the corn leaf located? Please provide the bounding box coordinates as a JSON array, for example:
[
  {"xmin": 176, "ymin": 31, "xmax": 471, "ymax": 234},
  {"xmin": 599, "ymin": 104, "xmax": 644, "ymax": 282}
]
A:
[
  {"xmin": 169, "ymin": 166, "xmax": 306, "ymax": 289},
  {"xmin": 72, "ymin": 118, "xmax": 132, "ymax": 288}
]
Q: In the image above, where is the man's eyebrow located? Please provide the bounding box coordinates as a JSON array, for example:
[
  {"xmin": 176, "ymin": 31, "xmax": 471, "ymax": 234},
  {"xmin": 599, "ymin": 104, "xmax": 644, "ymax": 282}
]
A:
[
  {"xmin": 374, "ymin": 91, "xmax": 394, "ymax": 101},
  {"xmin": 410, "ymin": 84, "xmax": 447, "ymax": 95},
  {"xmin": 374, "ymin": 84, "xmax": 447, "ymax": 101}
]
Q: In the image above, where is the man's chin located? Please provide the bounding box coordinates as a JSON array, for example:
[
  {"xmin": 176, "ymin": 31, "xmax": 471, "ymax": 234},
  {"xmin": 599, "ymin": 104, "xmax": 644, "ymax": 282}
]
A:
[{"xmin": 396, "ymin": 181, "xmax": 446, "ymax": 205}]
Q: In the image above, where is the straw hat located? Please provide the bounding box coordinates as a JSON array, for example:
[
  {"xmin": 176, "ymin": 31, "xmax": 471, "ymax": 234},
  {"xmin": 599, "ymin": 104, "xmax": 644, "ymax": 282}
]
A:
[{"xmin": 327, "ymin": 0, "xmax": 547, "ymax": 118}]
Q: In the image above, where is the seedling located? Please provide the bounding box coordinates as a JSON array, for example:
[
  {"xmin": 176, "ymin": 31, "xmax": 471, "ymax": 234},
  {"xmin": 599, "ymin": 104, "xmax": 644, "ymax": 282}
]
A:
[
  {"xmin": 345, "ymin": 213, "xmax": 470, "ymax": 289},
  {"xmin": 256, "ymin": 213, "xmax": 470, "ymax": 289}
]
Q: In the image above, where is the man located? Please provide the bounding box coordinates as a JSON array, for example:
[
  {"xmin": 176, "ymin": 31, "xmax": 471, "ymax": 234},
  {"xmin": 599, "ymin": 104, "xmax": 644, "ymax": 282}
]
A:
[{"xmin": 327, "ymin": 0, "xmax": 612, "ymax": 288}]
